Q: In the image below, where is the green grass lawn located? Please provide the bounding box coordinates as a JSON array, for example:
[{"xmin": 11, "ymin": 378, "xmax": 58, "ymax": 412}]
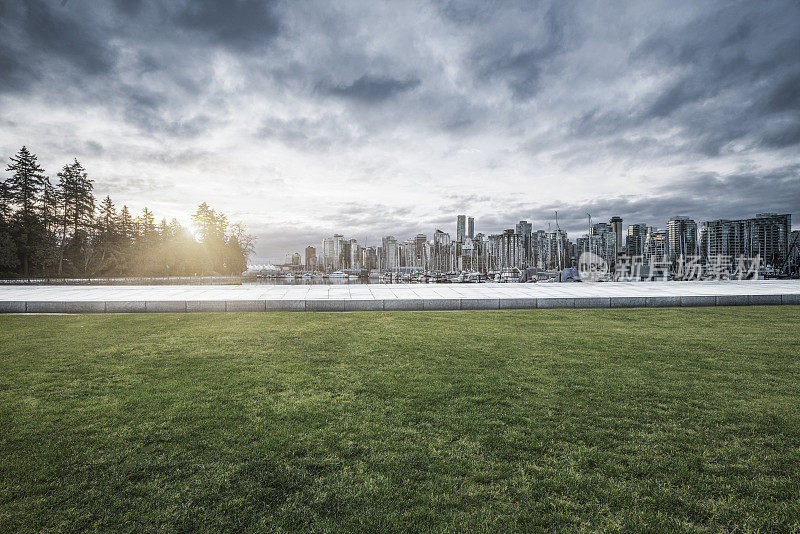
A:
[{"xmin": 1, "ymin": 308, "xmax": 799, "ymax": 532}]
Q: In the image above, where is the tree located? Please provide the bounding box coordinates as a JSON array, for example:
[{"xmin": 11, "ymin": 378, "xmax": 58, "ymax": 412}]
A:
[
  {"xmin": 36, "ymin": 178, "xmax": 61, "ymax": 275},
  {"xmin": 118, "ymin": 205, "xmax": 134, "ymax": 243},
  {"xmin": 0, "ymin": 178, "xmax": 11, "ymax": 224},
  {"xmin": 5, "ymin": 146, "xmax": 46, "ymax": 221},
  {"xmin": 56, "ymin": 160, "xmax": 95, "ymax": 276},
  {"xmin": 5, "ymin": 146, "xmax": 47, "ymax": 277},
  {"xmin": 138, "ymin": 207, "xmax": 156, "ymax": 242},
  {"xmin": 192, "ymin": 203, "xmax": 229, "ymax": 273},
  {"xmin": 98, "ymin": 196, "xmax": 116, "ymax": 236},
  {"xmin": 0, "ymin": 179, "xmax": 18, "ymax": 273}
]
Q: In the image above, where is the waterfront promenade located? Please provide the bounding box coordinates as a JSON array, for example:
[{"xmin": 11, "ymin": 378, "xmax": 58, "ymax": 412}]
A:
[{"xmin": 1, "ymin": 280, "xmax": 799, "ymax": 312}]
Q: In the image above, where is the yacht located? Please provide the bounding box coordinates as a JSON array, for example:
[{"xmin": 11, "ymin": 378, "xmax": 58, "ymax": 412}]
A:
[{"xmin": 328, "ymin": 271, "xmax": 349, "ymax": 279}]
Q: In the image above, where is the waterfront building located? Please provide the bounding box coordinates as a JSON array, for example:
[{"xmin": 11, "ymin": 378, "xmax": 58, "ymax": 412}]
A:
[
  {"xmin": 643, "ymin": 228, "xmax": 669, "ymax": 265},
  {"xmin": 321, "ymin": 237, "xmax": 334, "ymax": 271},
  {"xmin": 701, "ymin": 213, "xmax": 791, "ymax": 267},
  {"xmin": 667, "ymin": 216, "xmax": 698, "ymax": 261},
  {"xmin": 516, "ymin": 220, "xmax": 533, "ymax": 266},
  {"xmin": 546, "ymin": 230, "xmax": 570, "ymax": 270},
  {"xmin": 500, "ymin": 229, "xmax": 523, "ymax": 269},
  {"xmin": 590, "ymin": 222, "xmax": 618, "ymax": 265},
  {"xmin": 414, "ymin": 234, "xmax": 428, "ymax": 269},
  {"xmin": 432, "ymin": 229, "xmax": 454, "ymax": 271},
  {"xmin": 625, "ymin": 224, "xmax": 650, "ymax": 257},
  {"xmin": 609, "ymin": 216, "xmax": 623, "ymax": 252},
  {"xmin": 533, "ymin": 230, "xmax": 547, "ymax": 269},
  {"xmin": 381, "ymin": 235, "xmax": 400, "ymax": 271},
  {"xmin": 304, "ymin": 246, "xmax": 316, "ymax": 269}
]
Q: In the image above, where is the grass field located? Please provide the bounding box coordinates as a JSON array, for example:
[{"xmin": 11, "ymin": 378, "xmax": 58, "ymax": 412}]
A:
[{"xmin": 1, "ymin": 308, "xmax": 799, "ymax": 532}]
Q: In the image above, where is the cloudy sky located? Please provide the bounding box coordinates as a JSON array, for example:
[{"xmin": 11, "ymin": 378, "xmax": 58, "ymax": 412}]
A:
[{"xmin": 1, "ymin": 0, "xmax": 798, "ymax": 261}]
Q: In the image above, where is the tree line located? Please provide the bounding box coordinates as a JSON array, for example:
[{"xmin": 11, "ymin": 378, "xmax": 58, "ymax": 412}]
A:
[{"xmin": 0, "ymin": 146, "xmax": 254, "ymax": 279}]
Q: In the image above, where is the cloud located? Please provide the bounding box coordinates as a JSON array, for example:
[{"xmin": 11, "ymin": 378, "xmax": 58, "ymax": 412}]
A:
[
  {"xmin": 0, "ymin": 1, "xmax": 115, "ymax": 93},
  {"xmin": 0, "ymin": 0, "xmax": 798, "ymax": 263},
  {"xmin": 318, "ymin": 75, "xmax": 421, "ymax": 103},
  {"xmin": 172, "ymin": 0, "xmax": 282, "ymax": 51}
]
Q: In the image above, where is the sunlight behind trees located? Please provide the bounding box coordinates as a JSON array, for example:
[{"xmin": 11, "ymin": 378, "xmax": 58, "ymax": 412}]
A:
[{"xmin": 0, "ymin": 147, "xmax": 255, "ymax": 278}]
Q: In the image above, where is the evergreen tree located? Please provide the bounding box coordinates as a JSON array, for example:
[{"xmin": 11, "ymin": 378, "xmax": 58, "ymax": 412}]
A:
[
  {"xmin": 37, "ymin": 178, "xmax": 61, "ymax": 275},
  {"xmin": 5, "ymin": 146, "xmax": 47, "ymax": 277},
  {"xmin": 118, "ymin": 205, "xmax": 134, "ymax": 243},
  {"xmin": 138, "ymin": 208, "xmax": 156, "ymax": 242},
  {"xmin": 98, "ymin": 196, "xmax": 116, "ymax": 236},
  {"xmin": 5, "ymin": 146, "xmax": 46, "ymax": 221},
  {"xmin": 0, "ymin": 179, "xmax": 18, "ymax": 273},
  {"xmin": 56, "ymin": 160, "xmax": 95, "ymax": 276}
]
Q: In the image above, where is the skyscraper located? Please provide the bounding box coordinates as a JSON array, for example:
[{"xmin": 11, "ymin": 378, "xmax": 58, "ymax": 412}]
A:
[
  {"xmin": 515, "ymin": 220, "xmax": 532, "ymax": 266},
  {"xmin": 456, "ymin": 215, "xmax": 466, "ymax": 242},
  {"xmin": 305, "ymin": 246, "xmax": 316, "ymax": 269},
  {"xmin": 381, "ymin": 235, "xmax": 399, "ymax": 271},
  {"xmin": 625, "ymin": 224, "xmax": 650, "ymax": 257},
  {"xmin": 701, "ymin": 213, "xmax": 791, "ymax": 267},
  {"xmin": 667, "ymin": 216, "xmax": 698, "ymax": 261},
  {"xmin": 467, "ymin": 217, "xmax": 474, "ymax": 239},
  {"xmin": 609, "ymin": 216, "xmax": 623, "ymax": 252}
]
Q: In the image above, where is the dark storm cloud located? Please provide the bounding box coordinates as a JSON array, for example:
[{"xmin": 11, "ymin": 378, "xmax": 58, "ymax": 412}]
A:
[
  {"xmin": 468, "ymin": 3, "xmax": 572, "ymax": 100},
  {"xmin": 0, "ymin": 0, "xmax": 115, "ymax": 93},
  {"xmin": 1, "ymin": 0, "xmax": 798, "ymax": 262},
  {"xmin": 318, "ymin": 75, "xmax": 421, "ymax": 104},
  {"xmin": 172, "ymin": 0, "xmax": 281, "ymax": 50}
]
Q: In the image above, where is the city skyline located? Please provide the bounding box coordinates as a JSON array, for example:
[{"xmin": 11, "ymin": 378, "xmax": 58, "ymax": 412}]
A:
[
  {"xmin": 1, "ymin": 1, "xmax": 798, "ymax": 262},
  {"xmin": 268, "ymin": 212, "xmax": 795, "ymax": 277}
]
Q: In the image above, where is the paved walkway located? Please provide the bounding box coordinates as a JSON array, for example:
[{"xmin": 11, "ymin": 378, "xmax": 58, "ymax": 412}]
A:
[{"xmin": 1, "ymin": 280, "xmax": 799, "ymax": 312}]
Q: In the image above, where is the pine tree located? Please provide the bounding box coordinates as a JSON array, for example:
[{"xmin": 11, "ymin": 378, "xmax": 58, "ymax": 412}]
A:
[
  {"xmin": 98, "ymin": 196, "xmax": 116, "ymax": 236},
  {"xmin": 139, "ymin": 208, "xmax": 156, "ymax": 241},
  {"xmin": 118, "ymin": 205, "xmax": 133, "ymax": 242},
  {"xmin": 5, "ymin": 146, "xmax": 46, "ymax": 221},
  {"xmin": 0, "ymin": 178, "xmax": 18, "ymax": 273},
  {"xmin": 56, "ymin": 160, "xmax": 95, "ymax": 276},
  {"xmin": 4, "ymin": 147, "xmax": 47, "ymax": 277}
]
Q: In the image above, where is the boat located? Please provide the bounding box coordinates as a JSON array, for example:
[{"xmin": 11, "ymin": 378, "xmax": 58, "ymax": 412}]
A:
[
  {"xmin": 328, "ymin": 271, "xmax": 348, "ymax": 279},
  {"xmin": 499, "ymin": 268, "xmax": 521, "ymax": 283},
  {"xmin": 465, "ymin": 272, "xmax": 484, "ymax": 283}
]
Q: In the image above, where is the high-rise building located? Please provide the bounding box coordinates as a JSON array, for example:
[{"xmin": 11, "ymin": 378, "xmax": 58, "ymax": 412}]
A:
[
  {"xmin": 381, "ymin": 235, "xmax": 399, "ymax": 271},
  {"xmin": 333, "ymin": 234, "xmax": 344, "ymax": 270},
  {"xmin": 321, "ymin": 237, "xmax": 335, "ymax": 270},
  {"xmin": 433, "ymin": 229, "xmax": 453, "ymax": 271},
  {"xmin": 305, "ymin": 246, "xmax": 316, "ymax": 269},
  {"xmin": 500, "ymin": 229, "xmax": 523, "ymax": 269},
  {"xmin": 643, "ymin": 229, "xmax": 669, "ymax": 265},
  {"xmin": 456, "ymin": 215, "xmax": 466, "ymax": 242},
  {"xmin": 467, "ymin": 217, "xmax": 475, "ymax": 239},
  {"xmin": 546, "ymin": 230, "xmax": 570, "ymax": 270},
  {"xmin": 516, "ymin": 220, "xmax": 532, "ymax": 266},
  {"xmin": 609, "ymin": 216, "xmax": 623, "ymax": 252},
  {"xmin": 747, "ymin": 213, "xmax": 792, "ymax": 267},
  {"xmin": 667, "ymin": 216, "xmax": 698, "ymax": 261},
  {"xmin": 590, "ymin": 222, "xmax": 617, "ymax": 264},
  {"xmin": 625, "ymin": 224, "xmax": 650, "ymax": 257},
  {"xmin": 414, "ymin": 234, "xmax": 427, "ymax": 268},
  {"xmin": 701, "ymin": 213, "xmax": 791, "ymax": 267},
  {"xmin": 533, "ymin": 230, "xmax": 547, "ymax": 268}
]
